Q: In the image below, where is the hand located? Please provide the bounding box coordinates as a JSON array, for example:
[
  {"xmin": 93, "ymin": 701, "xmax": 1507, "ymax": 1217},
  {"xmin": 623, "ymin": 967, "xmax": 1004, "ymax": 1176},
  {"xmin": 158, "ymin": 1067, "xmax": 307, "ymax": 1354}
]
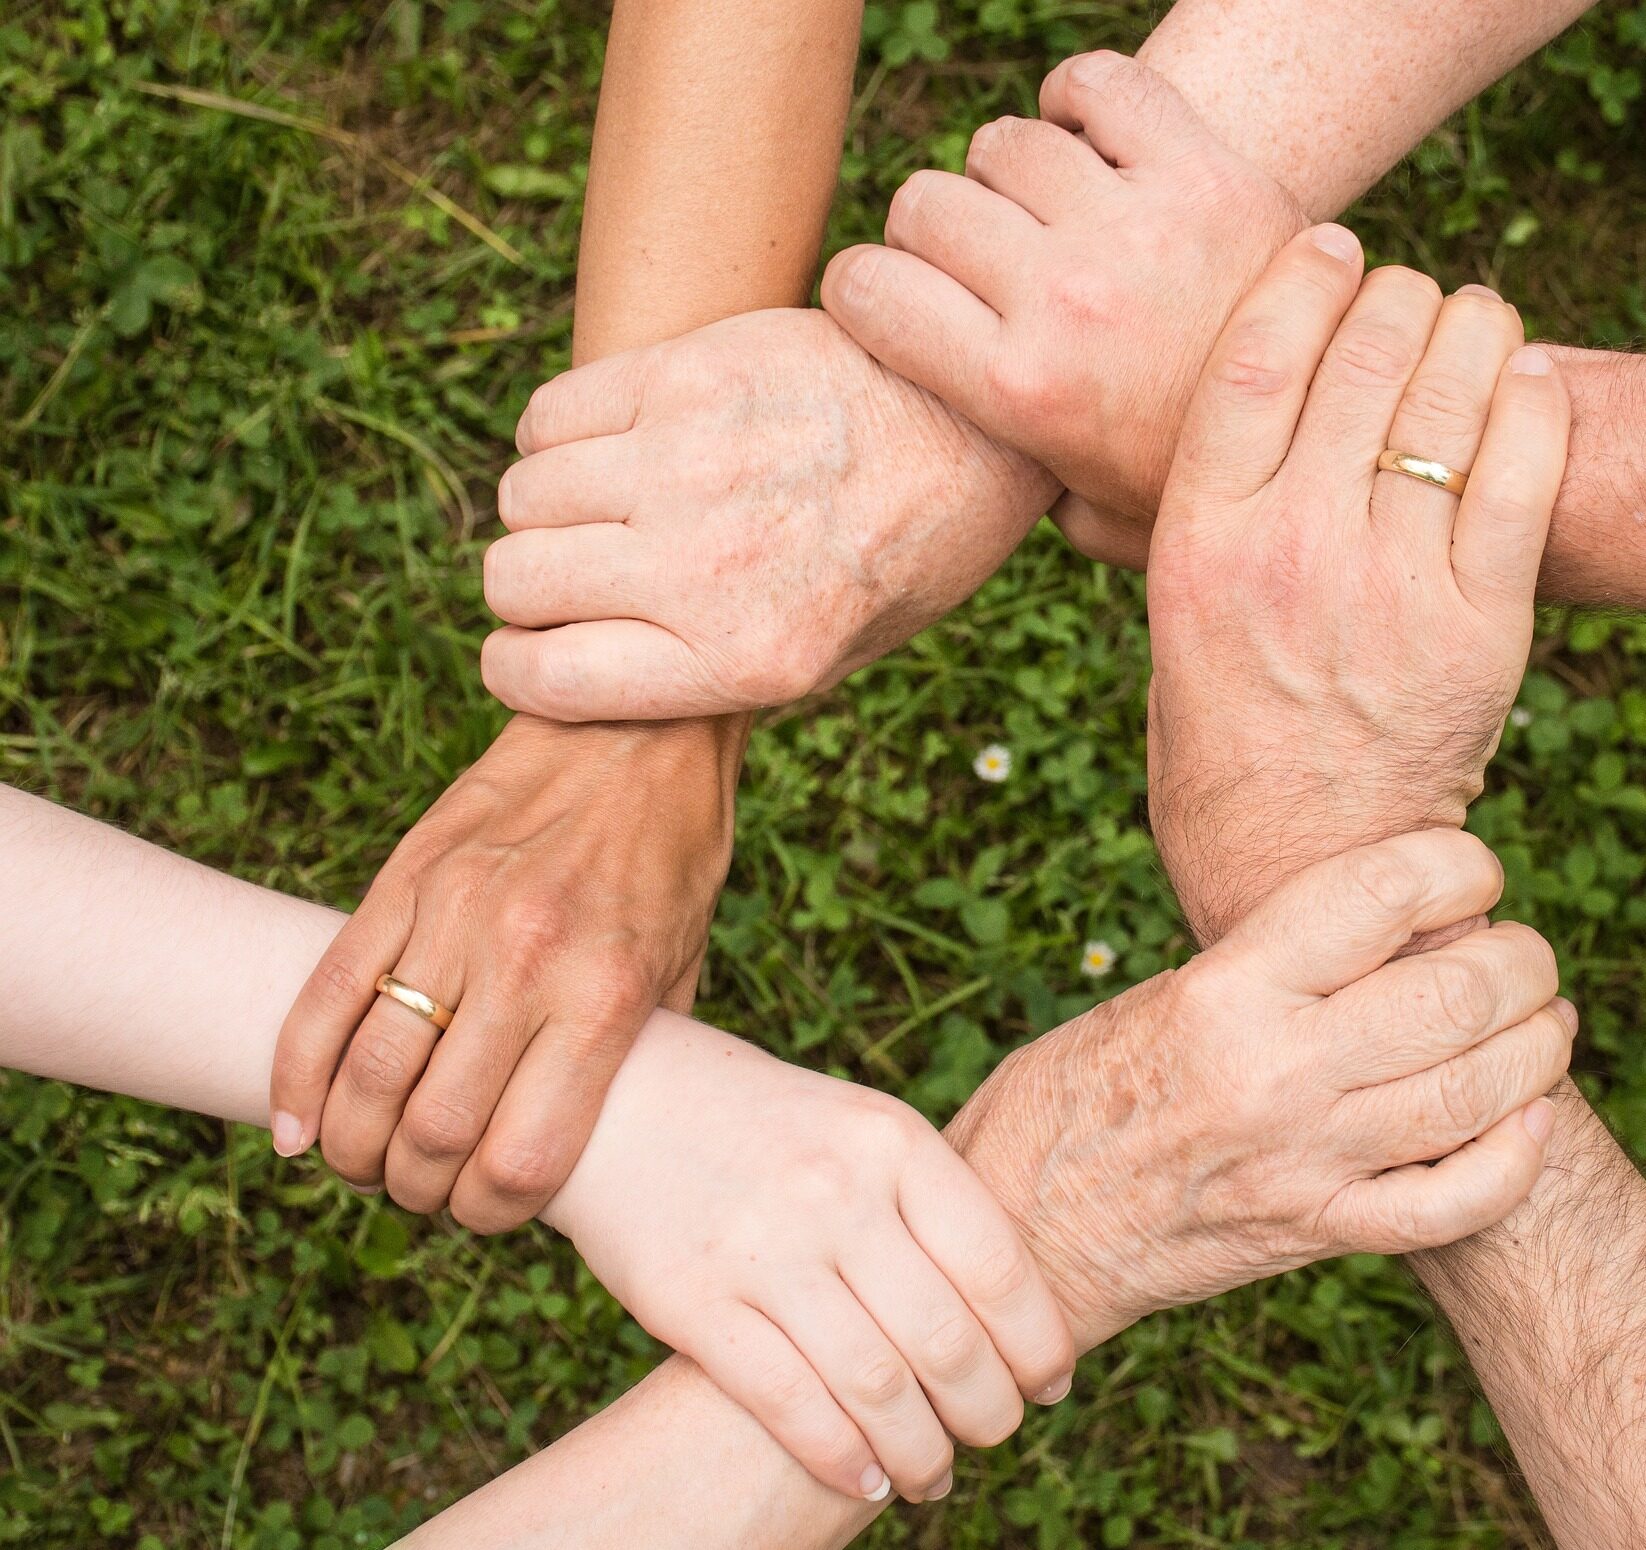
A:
[
  {"xmin": 945, "ymin": 831, "xmax": 1572, "ymax": 1351},
  {"xmin": 819, "ymin": 51, "xmax": 1305, "ymax": 568},
  {"xmin": 546, "ymin": 1013, "xmax": 1075, "ymax": 1504},
  {"xmin": 479, "ymin": 307, "xmax": 1060, "ymax": 720},
  {"xmin": 1145, "ymin": 226, "xmax": 1570, "ymax": 944},
  {"xmin": 269, "ymin": 714, "xmax": 742, "ymax": 1232}
]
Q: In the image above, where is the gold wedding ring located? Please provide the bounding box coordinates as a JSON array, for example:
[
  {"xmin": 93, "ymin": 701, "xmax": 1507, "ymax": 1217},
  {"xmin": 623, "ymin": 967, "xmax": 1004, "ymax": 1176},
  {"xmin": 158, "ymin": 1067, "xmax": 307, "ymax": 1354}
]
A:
[
  {"xmin": 375, "ymin": 973, "xmax": 455, "ymax": 1031},
  {"xmin": 1377, "ymin": 449, "xmax": 1469, "ymax": 497}
]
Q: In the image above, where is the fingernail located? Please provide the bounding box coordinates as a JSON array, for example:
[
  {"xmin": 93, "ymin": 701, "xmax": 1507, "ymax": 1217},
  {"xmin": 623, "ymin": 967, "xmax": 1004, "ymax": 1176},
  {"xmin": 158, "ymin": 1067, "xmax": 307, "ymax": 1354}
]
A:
[
  {"xmin": 1553, "ymin": 996, "xmax": 1580, "ymax": 1034},
  {"xmin": 1523, "ymin": 1097, "xmax": 1556, "ymax": 1144},
  {"xmin": 350, "ymin": 1183, "xmax": 382, "ymax": 1197},
  {"xmin": 1034, "ymin": 1373, "xmax": 1073, "ymax": 1405},
  {"xmin": 860, "ymin": 1465, "xmax": 891, "ymax": 1503},
  {"xmin": 1455, "ymin": 283, "xmax": 1502, "ymax": 302},
  {"xmin": 1510, "ymin": 345, "xmax": 1552, "ymax": 376},
  {"xmin": 270, "ymin": 1111, "xmax": 309, "ymax": 1157},
  {"xmin": 1309, "ymin": 223, "xmax": 1360, "ymax": 263},
  {"xmin": 925, "ymin": 1471, "xmax": 954, "ymax": 1502}
]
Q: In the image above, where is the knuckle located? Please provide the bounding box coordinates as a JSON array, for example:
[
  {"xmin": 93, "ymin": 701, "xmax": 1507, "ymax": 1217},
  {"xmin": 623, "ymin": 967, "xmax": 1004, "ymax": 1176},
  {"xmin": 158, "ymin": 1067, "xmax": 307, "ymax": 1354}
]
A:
[
  {"xmin": 853, "ymin": 1351, "xmax": 910, "ymax": 1409},
  {"xmin": 1435, "ymin": 1056, "xmax": 1486, "ymax": 1136},
  {"xmin": 309, "ymin": 952, "xmax": 371, "ymax": 1016},
  {"xmin": 1339, "ymin": 845, "xmax": 1421, "ymax": 918},
  {"xmin": 475, "ymin": 1135, "xmax": 568, "ymax": 1203},
  {"xmin": 1210, "ymin": 324, "xmax": 1297, "ymax": 399},
  {"xmin": 495, "ymin": 895, "xmax": 571, "ymax": 965},
  {"xmin": 402, "ymin": 1092, "xmax": 486, "ymax": 1163},
  {"xmin": 1429, "ymin": 956, "xmax": 1497, "ymax": 1037},
  {"xmin": 1399, "ymin": 368, "xmax": 1481, "ymax": 430},
  {"xmin": 922, "ymin": 1308, "xmax": 987, "ymax": 1379},
  {"xmin": 759, "ymin": 1360, "xmax": 818, "ymax": 1418},
  {"xmin": 967, "ymin": 1234, "xmax": 1032, "ymax": 1307},
  {"xmin": 1046, "ymin": 270, "xmax": 1117, "ymax": 331},
  {"xmin": 886, "ymin": 171, "xmax": 936, "ymax": 238},
  {"xmin": 344, "ymin": 1034, "xmax": 420, "ymax": 1100},
  {"xmin": 1329, "ymin": 319, "xmax": 1421, "ymax": 388}
]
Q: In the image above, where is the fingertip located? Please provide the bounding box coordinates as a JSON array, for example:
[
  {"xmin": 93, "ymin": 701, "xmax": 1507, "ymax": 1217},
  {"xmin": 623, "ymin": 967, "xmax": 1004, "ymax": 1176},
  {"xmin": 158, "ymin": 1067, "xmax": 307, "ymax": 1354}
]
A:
[
  {"xmin": 1552, "ymin": 996, "xmax": 1580, "ymax": 1036},
  {"xmin": 820, "ymin": 245, "xmax": 881, "ymax": 320},
  {"xmin": 271, "ymin": 1109, "xmax": 311, "ymax": 1158},
  {"xmin": 1509, "ymin": 345, "xmax": 1553, "ymax": 378},
  {"xmin": 1307, "ymin": 222, "xmax": 1361, "ymax": 266},
  {"xmin": 1521, "ymin": 1096, "xmax": 1557, "ymax": 1145}
]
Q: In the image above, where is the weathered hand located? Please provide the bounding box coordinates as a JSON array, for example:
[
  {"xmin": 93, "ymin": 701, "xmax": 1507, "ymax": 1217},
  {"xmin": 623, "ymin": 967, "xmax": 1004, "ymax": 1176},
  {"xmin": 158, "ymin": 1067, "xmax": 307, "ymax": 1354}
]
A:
[
  {"xmin": 269, "ymin": 714, "xmax": 742, "ymax": 1232},
  {"xmin": 547, "ymin": 1013, "xmax": 1074, "ymax": 1504},
  {"xmin": 945, "ymin": 832, "xmax": 1570, "ymax": 1351},
  {"xmin": 820, "ymin": 51, "xmax": 1305, "ymax": 568},
  {"xmin": 1146, "ymin": 227, "xmax": 1570, "ymax": 943},
  {"xmin": 480, "ymin": 307, "xmax": 1059, "ymax": 720}
]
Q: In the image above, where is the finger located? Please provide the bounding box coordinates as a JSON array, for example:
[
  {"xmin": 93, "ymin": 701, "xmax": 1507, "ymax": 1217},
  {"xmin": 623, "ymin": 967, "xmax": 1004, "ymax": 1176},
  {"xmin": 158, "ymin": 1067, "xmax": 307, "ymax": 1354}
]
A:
[
  {"xmin": 660, "ymin": 955, "xmax": 702, "ymax": 1015},
  {"xmin": 382, "ymin": 978, "xmax": 536, "ymax": 1217},
  {"xmin": 820, "ymin": 244, "xmax": 1003, "ymax": 427},
  {"xmin": 483, "ymin": 526, "xmax": 659, "ymax": 629},
  {"xmin": 1329, "ymin": 922, "xmax": 1560, "ymax": 1087},
  {"xmin": 497, "ymin": 439, "xmax": 640, "ymax": 532},
  {"xmin": 1450, "ymin": 345, "xmax": 1570, "ymax": 611},
  {"xmin": 1050, "ymin": 489, "xmax": 1151, "ymax": 570},
  {"xmin": 318, "ymin": 934, "xmax": 463, "ymax": 1190},
  {"xmin": 1286, "ymin": 264, "xmax": 1444, "ymax": 510},
  {"xmin": 964, "ymin": 115, "xmax": 1111, "ymax": 223},
  {"xmin": 899, "ymin": 1148, "xmax": 1075, "ymax": 1404},
  {"xmin": 1039, "ymin": 50, "xmax": 1208, "ymax": 169},
  {"xmin": 1353, "ymin": 997, "xmax": 1575, "ymax": 1167},
  {"xmin": 1219, "ymin": 829, "xmax": 1506, "ymax": 999},
  {"xmin": 481, "ymin": 621, "xmax": 731, "ymax": 721},
  {"xmin": 687, "ymin": 1302, "xmax": 889, "ymax": 1502},
  {"xmin": 1370, "ymin": 284, "xmax": 1522, "ymax": 564},
  {"xmin": 270, "ymin": 881, "xmax": 415, "ymax": 1159},
  {"xmin": 1170, "ymin": 224, "xmax": 1365, "ymax": 507},
  {"xmin": 769, "ymin": 1280, "xmax": 954, "ymax": 1503},
  {"xmin": 515, "ymin": 350, "xmax": 648, "ymax": 455},
  {"xmin": 838, "ymin": 1231, "xmax": 1024, "ymax": 1448},
  {"xmin": 1324, "ymin": 1098, "xmax": 1557, "ymax": 1255},
  {"xmin": 883, "ymin": 168, "xmax": 1040, "ymax": 307},
  {"xmin": 449, "ymin": 993, "xmax": 651, "ymax": 1235}
]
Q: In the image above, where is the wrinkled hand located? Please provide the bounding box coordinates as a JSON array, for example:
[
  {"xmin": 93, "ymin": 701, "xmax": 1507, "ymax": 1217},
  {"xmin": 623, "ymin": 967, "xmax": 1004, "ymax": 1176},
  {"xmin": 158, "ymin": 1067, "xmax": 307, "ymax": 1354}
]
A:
[
  {"xmin": 480, "ymin": 307, "xmax": 1059, "ymax": 720},
  {"xmin": 946, "ymin": 832, "xmax": 1571, "ymax": 1351},
  {"xmin": 270, "ymin": 714, "xmax": 741, "ymax": 1232},
  {"xmin": 547, "ymin": 1013, "xmax": 1074, "ymax": 1504},
  {"xmin": 1146, "ymin": 227, "xmax": 1571, "ymax": 944},
  {"xmin": 821, "ymin": 51, "xmax": 1305, "ymax": 568}
]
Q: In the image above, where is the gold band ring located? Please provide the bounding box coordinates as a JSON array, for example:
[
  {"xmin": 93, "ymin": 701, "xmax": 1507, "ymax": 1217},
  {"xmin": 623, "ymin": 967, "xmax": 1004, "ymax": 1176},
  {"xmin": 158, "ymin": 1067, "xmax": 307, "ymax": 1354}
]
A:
[
  {"xmin": 1377, "ymin": 449, "xmax": 1469, "ymax": 497},
  {"xmin": 375, "ymin": 973, "xmax": 455, "ymax": 1031}
]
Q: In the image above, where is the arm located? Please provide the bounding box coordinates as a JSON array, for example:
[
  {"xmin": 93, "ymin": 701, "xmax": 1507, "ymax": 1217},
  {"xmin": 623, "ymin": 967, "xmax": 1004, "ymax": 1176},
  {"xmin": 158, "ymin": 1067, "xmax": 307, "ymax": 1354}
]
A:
[
  {"xmin": 268, "ymin": 0, "xmax": 863, "ymax": 1231},
  {"xmin": 483, "ymin": 0, "xmax": 1595, "ymax": 718},
  {"xmin": 0, "ymin": 802, "xmax": 1566, "ymax": 1545},
  {"xmin": 1146, "ymin": 231, "xmax": 1646, "ymax": 1546}
]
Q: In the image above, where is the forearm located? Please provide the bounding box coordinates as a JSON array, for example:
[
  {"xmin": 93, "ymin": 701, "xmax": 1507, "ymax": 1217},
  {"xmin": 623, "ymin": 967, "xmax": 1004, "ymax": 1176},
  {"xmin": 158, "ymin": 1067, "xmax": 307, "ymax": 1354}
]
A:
[
  {"xmin": 573, "ymin": 0, "xmax": 862, "ymax": 362},
  {"xmin": 1139, "ymin": 0, "xmax": 1590, "ymax": 220},
  {"xmin": 0, "ymin": 784, "xmax": 875, "ymax": 1548},
  {"xmin": 1410, "ymin": 1078, "xmax": 1646, "ymax": 1549},
  {"xmin": 1539, "ymin": 345, "xmax": 1646, "ymax": 607}
]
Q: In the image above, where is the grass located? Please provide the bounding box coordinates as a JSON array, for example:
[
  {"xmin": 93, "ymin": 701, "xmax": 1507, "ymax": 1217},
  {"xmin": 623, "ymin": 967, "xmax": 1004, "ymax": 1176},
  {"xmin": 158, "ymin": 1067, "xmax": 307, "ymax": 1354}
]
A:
[{"xmin": 3, "ymin": 1, "xmax": 1646, "ymax": 1545}]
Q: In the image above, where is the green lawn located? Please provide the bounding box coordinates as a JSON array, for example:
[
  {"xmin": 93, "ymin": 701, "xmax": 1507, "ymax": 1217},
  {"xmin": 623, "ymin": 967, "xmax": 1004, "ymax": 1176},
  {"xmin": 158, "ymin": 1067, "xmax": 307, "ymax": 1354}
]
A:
[{"xmin": 4, "ymin": 3, "xmax": 1646, "ymax": 1545}]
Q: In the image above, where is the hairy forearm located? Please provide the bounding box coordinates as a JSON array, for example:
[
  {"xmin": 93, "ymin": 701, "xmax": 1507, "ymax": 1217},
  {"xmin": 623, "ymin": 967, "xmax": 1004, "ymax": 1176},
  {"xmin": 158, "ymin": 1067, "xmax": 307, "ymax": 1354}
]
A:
[
  {"xmin": 1411, "ymin": 1078, "xmax": 1646, "ymax": 1549},
  {"xmin": 1539, "ymin": 345, "xmax": 1646, "ymax": 607}
]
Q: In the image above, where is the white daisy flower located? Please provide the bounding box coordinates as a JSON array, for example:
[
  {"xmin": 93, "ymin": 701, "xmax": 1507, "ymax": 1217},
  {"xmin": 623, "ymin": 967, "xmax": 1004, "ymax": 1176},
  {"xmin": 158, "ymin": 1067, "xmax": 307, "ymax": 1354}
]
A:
[
  {"xmin": 1509, "ymin": 706, "xmax": 1533, "ymax": 728},
  {"xmin": 1081, "ymin": 940, "xmax": 1118, "ymax": 979},
  {"xmin": 973, "ymin": 744, "xmax": 1012, "ymax": 783}
]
